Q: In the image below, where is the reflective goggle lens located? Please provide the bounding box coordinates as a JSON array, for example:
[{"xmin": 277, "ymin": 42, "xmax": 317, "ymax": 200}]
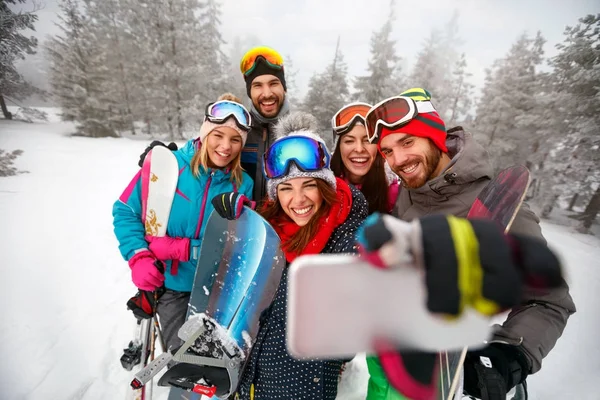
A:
[
  {"xmin": 240, "ymin": 46, "xmax": 284, "ymax": 76},
  {"xmin": 263, "ymin": 136, "xmax": 330, "ymax": 179},
  {"xmin": 365, "ymin": 97, "xmax": 417, "ymax": 143},
  {"xmin": 206, "ymin": 101, "xmax": 252, "ymax": 130},
  {"xmin": 332, "ymin": 103, "xmax": 372, "ymax": 136}
]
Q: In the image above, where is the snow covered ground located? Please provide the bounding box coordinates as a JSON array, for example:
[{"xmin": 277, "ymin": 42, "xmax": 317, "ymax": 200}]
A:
[{"xmin": 1, "ymin": 110, "xmax": 598, "ymax": 400}]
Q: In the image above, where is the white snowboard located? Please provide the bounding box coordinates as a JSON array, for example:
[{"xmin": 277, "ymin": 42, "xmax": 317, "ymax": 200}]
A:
[{"xmin": 286, "ymin": 254, "xmax": 492, "ymax": 360}]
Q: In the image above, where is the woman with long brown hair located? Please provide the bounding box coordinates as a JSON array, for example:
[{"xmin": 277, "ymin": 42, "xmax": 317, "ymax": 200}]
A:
[
  {"xmin": 330, "ymin": 102, "xmax": 400, "ymax": 215},
  {"xmin": 232, "ymin": 111, "xmax": 368, "ymax": 400}
]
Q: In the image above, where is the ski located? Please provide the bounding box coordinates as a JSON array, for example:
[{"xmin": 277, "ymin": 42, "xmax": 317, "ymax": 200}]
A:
[{"xmin": 122, "ymin": 145, "xmax": 179, "ymax": 400}]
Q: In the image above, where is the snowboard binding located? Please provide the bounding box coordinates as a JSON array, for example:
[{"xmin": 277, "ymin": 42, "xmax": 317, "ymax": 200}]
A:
[
  {"xmin": 153, "ymin": 315, "xmax": 244, "ymax": 397},
  {"xmin": 120, "ymin": 338, "xmax": 143, "ymax": 371}
]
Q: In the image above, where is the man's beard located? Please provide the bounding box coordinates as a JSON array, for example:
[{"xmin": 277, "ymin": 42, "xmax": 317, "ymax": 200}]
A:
[
  {"xmin": 394, "ymin": 144, "xmax": 442, "ymax": 189},
  {"xmin": 254, "ymin": 96, "xmax": 281, "ymax": 118}
]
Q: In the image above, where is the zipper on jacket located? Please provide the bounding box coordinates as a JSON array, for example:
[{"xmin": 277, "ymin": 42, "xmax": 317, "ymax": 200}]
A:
[
  {"xmin": 194, "ymin": 170, "xmax": 215, "ymax": 239},
  {"xmin": 255, "ymin": 126, "xmax": 268, "ymax": 200},
  {"xmin": 487, "ymin": 336, "xmax": 524, "ymax": 346}
]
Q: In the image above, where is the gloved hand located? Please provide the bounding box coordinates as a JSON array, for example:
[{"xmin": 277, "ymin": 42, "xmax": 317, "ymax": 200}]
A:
[
  {"xmin": 355, "ymin": 212, "xmax": 421, "ymax": 269},
  {"xmin": 463, "ymin": 343, "xmax": 529, "ymax": 400},
  {"xmin": 211, "ymin": 192, "xmax": 255, "ymax": 220},
  {"xmin": 128, "ymin": 250, "xmax": 165, "ymax": 291},
  {"xmin": 357, "ymin": 214, "xmax": 562, "ymax": 400},
  {"xmin": 138, "ymin": 140, "xmax": 178, "ymax": 167},
  {"xmin": 145, "ymin": 235, "xmax": 190, "ymax": 261},
  {"xmin": 356, "ymin": 213, "xmax": 563, "ymax": 317}
]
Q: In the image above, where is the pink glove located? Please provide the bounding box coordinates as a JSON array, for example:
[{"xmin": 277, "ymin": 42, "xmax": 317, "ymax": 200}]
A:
[
  {"xmin": 145, "ymin": 236, "xmax": 190, "ymax": 262},
  {"xmin": 128, "ymin": 250, "xmax": 165, "ymax": 291}
]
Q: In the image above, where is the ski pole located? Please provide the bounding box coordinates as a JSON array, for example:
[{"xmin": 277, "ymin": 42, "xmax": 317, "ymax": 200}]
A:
[
  {"xmin": 150, "ymin": 260, "xmax": 165, "ymax": 359},
  {"xmin": 153, "ymin": 308, "xmax": 166, "ymax": 353}
]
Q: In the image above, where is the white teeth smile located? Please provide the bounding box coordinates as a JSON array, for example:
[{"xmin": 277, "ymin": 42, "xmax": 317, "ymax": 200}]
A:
[
  {"xmin": 292, "ymin": 206, "xmax": 312, "ymax": 215},
  {"xmin": 262, "ymin": 101, "xmax": 275, "ymax": 106},
  {"xmin": 350, "ymin": 158, "xmax": 368, "ymax": 164},
  {"xmin": 216, "ymin": 151, "xmax": 229, "ymax": 158},
  {"xmin": 401, "ymin": 163, "xmax": 418, "ymax": 174}
]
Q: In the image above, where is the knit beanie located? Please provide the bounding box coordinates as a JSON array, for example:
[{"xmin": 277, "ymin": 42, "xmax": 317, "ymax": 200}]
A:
[
  {"xmin": 198, "ymin": 118, "xmax": 249, "ymax": 146},
  {"xmin": 241, "ymin": 47, "xmax": 287, "ymax": 98},
  {"xmin": 266, "ymin": 112, "xmax": 336, "ymax": 200},
  {"xmin": 378, "ymin": 88, "xmax": 448, "ymax": 153}
]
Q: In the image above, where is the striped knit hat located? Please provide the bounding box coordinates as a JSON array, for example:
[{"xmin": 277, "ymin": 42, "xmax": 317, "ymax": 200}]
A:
[{"xmin": 379, "ymin": 88, "xmax": 448, "ymax": 152}]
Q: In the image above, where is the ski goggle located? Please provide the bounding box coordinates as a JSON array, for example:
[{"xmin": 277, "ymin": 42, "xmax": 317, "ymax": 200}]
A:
[
  {"xmin": 240, "ymin": 46, "xmax": 284, "ymax": 77},
  {"xmin": 331, "ymin": 102, "xmax": 372, "ymax": 138},
  {"xmin": 365, "ymin": 96, "xmax": 436, "ymax": 144},
  {"xmin": 205, "ymin": 100, "xmax": 252, "ymax": 132},
  {"xmin": 263, "ymin": 136, "xmax": 331, "ymax": 179}
]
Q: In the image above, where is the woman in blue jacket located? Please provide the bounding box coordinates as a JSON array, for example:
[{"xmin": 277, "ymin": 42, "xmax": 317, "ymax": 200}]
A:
[{"xmin": 113, "ymin": 100, "xmax": 254, "ymax": 351}]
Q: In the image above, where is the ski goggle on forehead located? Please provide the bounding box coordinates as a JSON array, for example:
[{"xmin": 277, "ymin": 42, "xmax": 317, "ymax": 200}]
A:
[
  {"xmin": 365, "ymin": 96, "xmax": 437, "ymax": 144},
  {"xmin": 240, "ymin": 46, "xmax": 284, "ymax": 77},
  {"xmin": 263, "ymin": 136, "xmax": 331, "ymax": 179},
  {"xmin": 205, "ymin": 100, "xmax": 252, "ymax": 132},
  {"xmin": 331, "ymin": 102, "xmax": 372, "ymax": 139}
]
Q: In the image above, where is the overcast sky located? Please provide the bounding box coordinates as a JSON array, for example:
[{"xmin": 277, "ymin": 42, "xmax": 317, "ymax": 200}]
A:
[{"xmin": 15, "ymin": 0, "xmax": 600, "ymax": 99}]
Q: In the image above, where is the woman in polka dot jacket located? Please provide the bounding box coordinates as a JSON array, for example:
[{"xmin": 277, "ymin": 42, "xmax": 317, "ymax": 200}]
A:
[{"xmin": 235, "ymin": 112, "xmax": 368, "ymax": 400}]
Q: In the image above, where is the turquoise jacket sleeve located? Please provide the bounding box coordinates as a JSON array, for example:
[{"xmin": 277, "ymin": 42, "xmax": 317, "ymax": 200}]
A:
[{"xmin": 112, "ymin": 170, "xmax": 148, "ymax": 261}]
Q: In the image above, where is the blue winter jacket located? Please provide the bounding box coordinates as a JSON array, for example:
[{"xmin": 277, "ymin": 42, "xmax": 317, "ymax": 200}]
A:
[{"xmin": 112, "ymin": 139, "xmax": 254, "ymax": 292}]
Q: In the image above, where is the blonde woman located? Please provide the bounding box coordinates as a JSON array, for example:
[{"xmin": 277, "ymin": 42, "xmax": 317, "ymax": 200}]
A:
[{"xmin": 113, "ymin": 100, "xmax": 254, "ymax": 351}]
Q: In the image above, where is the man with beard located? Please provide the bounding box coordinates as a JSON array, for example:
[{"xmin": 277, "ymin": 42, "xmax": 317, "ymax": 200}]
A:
[
  {"xmin": 362, "ymin": 88, "xmax": 575, "ymax": 399},
  {"xmin": 238, "ymin": 46, "xmax": 291, "ymax": 201}
]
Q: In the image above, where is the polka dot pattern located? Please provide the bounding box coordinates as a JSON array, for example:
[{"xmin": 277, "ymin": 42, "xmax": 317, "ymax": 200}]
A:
[{"xmin": 237, "ymin": 184, "xmax": 368, "ymax": 400}]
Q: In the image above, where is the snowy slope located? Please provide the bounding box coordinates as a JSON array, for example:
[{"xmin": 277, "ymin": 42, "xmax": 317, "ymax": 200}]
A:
[{"xmin": 1, "ymin": 112, "xmax": 597, "ymax": 400}]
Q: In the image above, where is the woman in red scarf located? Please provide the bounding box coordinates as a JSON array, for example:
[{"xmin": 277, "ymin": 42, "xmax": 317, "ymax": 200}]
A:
[{"xmin": 235, "ymin": 112, "xmax": 368, "ymax": 400}]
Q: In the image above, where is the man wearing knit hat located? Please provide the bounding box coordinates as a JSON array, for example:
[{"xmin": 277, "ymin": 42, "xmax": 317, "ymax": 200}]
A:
[
  {"xmin": 239, "ymin": 46, "xmax": 291, "ymax": 201},
  {"xmin": 373, "ymin": 87, "xmax": 449, "ymax": 189},
  {"xmin": 362, "ymin": 88, "xmax": 575, "ymax": 400}
]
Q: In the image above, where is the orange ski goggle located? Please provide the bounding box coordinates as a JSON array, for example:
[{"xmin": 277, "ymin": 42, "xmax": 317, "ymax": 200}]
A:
[{"xmin": 240, "ymin": 46, "xmax": 284, "ymax": 77}]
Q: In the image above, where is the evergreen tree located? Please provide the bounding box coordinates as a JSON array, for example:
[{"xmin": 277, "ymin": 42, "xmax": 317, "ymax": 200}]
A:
[
  {"xmin": 46, "ymin": 0, "xmax": 118, "ymax": 137},
  {"xmin": 446, "ymin": 53, "xmax": 475, "ymax": 126},
  {"xmin": 408, "ymin": 29, "xmax": 446, "ymax": 109},
  {"xmin": 197, "ymin": 0, "xmax": 229, "ymax": 102},
  {"xmin": 283, "ymin": 54, "xmax": 301, "ymax": 109},
  {"xmin": 303, "ymin": 37, "xmax": 350, "ymax": 149},
  {"xmin": 409, "ymin": 12, "xmax": 464, "ymax": 119},
  {"xmin": 536, "ymin": 15, "xmax": 600, "ymax": 233},
  {"xmin": 45, "ymin": 0, "xmax": 230, "ymax": 138},
  {"xmin": 83, "ymin": 0, "xmax": 137, "ymax": 134},
  {"xmin": 0, "ymin": 0, "xmax": 42, "ymax": 119},
  {"xmin": 353, "ymin": 0, "xmax": 403, "ymax": 104},
  {"xmin": 473, "ymin": 32, "xmax": 546, "ymax": 170}
]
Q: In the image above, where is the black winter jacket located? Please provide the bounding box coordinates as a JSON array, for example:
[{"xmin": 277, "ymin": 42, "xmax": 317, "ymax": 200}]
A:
[{"xmin": 237, "ymin": 184, "xmax": 368, "ymax": 400}]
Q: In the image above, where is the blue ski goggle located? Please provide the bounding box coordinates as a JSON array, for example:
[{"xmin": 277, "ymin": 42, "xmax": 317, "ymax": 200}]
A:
[
  {"xmin": 263, "ymin": 136, "xmax": 331, "ymax": 179},
  {"xmin": 205, "ymin": 100, "xmax": 252, "ymax": 132}
]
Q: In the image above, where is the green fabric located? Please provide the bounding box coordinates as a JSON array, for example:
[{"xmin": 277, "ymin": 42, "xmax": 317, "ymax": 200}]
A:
[{"xmin": 366, "ymin": 356, "xmax": 409, "ymax": 400}]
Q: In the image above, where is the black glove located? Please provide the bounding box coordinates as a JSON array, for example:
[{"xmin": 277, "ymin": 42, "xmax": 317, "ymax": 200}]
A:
[
  {"xmin": 138, "ymin": 140, "xmax": 178, "ymax": 168},
  {"xmin": 463, "ymin": 343, "xmax": 529, "ymax": 400},
  {"xmin": 211, "ymin": 192, "xmax": 255, "ymax": 220}
]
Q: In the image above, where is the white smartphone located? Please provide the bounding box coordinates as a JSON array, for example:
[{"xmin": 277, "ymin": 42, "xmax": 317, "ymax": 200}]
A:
[{"xmin": 286, "ymin": 253, "xmax": 492, "ymax": 359}]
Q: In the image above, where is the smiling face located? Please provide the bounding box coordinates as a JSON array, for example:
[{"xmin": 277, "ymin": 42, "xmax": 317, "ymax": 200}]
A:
[
  {"xmin": 338, "ymin": 124, "xmax": 378, "ymax": 185},
  {"xmin": 379, "ymin": 133, "xmax": 445, "ymax": 189},
  {"xmin": 250, "ymin": 74, "xmax": 286, "ymax": 118},
  {"xmin": 276, "ymin": 177, "xmax": 323, "ymax": 227},
  {"xmin": 205, "ymin": 127, "xmax": 243, "ymax": 168}
]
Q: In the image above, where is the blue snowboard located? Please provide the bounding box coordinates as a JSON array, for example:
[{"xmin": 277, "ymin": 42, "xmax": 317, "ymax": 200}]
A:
[{"xmin": 163, "ymin": 207, "xmax": 285, "ymax": 399}]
